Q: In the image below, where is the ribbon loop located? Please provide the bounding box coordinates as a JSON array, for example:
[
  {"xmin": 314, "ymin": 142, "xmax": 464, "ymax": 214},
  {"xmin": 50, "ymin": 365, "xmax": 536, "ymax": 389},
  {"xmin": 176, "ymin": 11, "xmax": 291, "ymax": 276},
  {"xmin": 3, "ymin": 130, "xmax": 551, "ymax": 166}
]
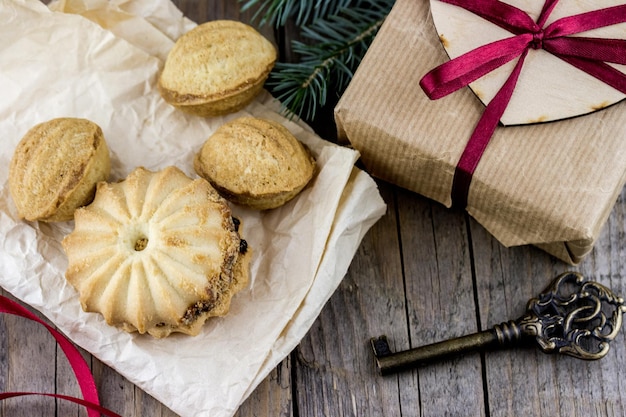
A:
[{"xmin": 420, "ymin": 34, "xmax": 532, "ymax": 100}]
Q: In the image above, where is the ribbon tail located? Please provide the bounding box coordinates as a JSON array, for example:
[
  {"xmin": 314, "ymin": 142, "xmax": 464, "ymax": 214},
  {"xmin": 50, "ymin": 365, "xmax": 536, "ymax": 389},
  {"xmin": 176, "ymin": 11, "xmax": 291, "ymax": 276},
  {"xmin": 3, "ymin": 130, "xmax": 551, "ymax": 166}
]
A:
[
  {"xmin": 546, "ymin": 5, "xmax": 626, "ymax": 38},
  {"xmin": 451, "ymin": 50, "xmax": 529, "ymax": 208},
  {"xmin": 0, "ymin": 392, "xmax": 123, "ymax": 417},
  {"xmin": 545, "ymin": 37, "xmax": 626, "ymax": 65},
  {"xmin": 0, "ymin": 296, "xmax": 102, "ymax": 417},
  {"xmin": 536, "ymin": 0, "xmax": 560, "ymax": 27},
  {"xmin": 556, "ymin": 55, "xmax": 626, "ymax": 95}
]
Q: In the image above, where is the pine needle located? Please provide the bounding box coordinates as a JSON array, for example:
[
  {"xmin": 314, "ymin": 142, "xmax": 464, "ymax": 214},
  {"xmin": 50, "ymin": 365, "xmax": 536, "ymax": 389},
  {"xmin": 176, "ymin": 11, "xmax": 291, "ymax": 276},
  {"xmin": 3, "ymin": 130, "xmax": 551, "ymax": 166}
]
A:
[
  {"xmin": 240, "ymin": 0, "xmax": 353, "ymax": 26},
  {"xmin": 279, "ymin": 0, "xmax": 392, "ymax": 120}
]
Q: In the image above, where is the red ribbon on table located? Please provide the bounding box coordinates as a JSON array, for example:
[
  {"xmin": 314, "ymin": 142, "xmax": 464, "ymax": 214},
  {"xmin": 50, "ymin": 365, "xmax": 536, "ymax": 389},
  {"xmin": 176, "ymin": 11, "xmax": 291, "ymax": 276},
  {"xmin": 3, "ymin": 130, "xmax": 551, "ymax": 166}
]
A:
[
  {"xmin": 419, "ymin": 0, "xmax": 626, "ymax": 208},
  {"xmin": 0, "ymin": 295, "xmax": 122, "ymax": 417}
]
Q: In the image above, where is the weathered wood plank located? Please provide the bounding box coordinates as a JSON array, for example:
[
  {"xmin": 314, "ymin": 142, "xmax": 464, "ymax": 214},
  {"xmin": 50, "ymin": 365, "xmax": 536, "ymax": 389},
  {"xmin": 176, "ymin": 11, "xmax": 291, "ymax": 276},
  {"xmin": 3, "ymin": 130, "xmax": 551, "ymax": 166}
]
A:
[
  {"xmin": 236, "ymin": 358, "xmax": 293, "ymax": 417},
  {"xmin": 0, "ymin": 290, "xmax": 57, "ymax": 417},
  {"xmin": 396, "ymin": 187, "xmax": 485, "ymax": 417},
  {"xmin": 92, "ymin": 356, "xmax": 180, "ymax": 417},
  {"xmin": 470, "ymin": 222, "xmax": 562, "ymax": 417},
  {"xmin": 132, "ymin": 380, "xmax": 180, "ymax": 417},
  {"xmin": 471, "ymin": 186, "xmax": 626, "ymax": 417},
  {"xmin": 56, "ymin": 339, "xmax": 91, "ymax": 417},
  {"xmin": 293, "ymin": 182, "xmax": 407, "ymax": 416}
]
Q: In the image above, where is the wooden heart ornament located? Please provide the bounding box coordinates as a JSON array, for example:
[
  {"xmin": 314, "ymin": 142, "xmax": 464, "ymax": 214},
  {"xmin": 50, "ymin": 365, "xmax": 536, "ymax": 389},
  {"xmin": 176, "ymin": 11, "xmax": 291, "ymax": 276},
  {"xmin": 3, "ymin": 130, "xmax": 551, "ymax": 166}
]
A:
[{"xmin": 428, "ymin": 0, "xmax": 626, "ymax": 126}]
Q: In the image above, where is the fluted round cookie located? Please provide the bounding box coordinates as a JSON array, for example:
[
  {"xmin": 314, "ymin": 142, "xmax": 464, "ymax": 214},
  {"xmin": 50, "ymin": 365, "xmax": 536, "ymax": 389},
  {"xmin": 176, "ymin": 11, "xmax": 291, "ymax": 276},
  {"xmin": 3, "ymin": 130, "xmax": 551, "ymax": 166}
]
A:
[
  {"xmin": 9, "ymin": 117, "xmax": 111, "ymax": 222},
  {"xmin": 158, "ymin": 20, "xmax": 277, "ymax": 117},
  {"xmin": 62, "ymin": 166, "xmax": 251, "ymax": 338},
  {"xmin": 194, "ymin": 117, "xmax": 316, "ymax": 210}
]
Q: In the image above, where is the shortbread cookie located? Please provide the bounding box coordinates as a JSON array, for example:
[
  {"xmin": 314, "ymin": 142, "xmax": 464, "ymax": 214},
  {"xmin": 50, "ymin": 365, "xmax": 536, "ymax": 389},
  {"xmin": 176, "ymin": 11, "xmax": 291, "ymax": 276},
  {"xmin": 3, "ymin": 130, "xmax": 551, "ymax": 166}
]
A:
[
  {"xmin": 62, "ymin": 166, "xmax": 251, "ymax": 338},
  {"xmin": 159, "ymin": 20, "xmax": 277, "ymax": 116},
  {"xmin": 9, "ymin": 117, "xmax": 111, "ymax": 222},
  {"xmin": 194, "ymin": 117, "xmax": 316, "ymax": 210}
]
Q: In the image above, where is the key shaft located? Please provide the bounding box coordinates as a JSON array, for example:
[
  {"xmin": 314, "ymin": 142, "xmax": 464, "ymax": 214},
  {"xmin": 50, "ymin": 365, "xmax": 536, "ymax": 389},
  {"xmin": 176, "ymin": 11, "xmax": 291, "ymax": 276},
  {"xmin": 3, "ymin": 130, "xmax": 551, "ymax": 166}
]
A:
[{"xmin": 371, "ymin": 320, "xmax": 526, "ymax": 375}]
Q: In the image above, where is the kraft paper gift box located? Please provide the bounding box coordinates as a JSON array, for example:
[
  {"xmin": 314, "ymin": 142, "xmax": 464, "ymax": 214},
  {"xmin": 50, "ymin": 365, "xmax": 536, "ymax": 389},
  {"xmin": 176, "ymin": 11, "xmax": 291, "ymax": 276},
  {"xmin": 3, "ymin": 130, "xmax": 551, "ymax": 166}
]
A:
[{"xmin": 335, "ymin": 0, "xmax": 626, "ymax": 264}]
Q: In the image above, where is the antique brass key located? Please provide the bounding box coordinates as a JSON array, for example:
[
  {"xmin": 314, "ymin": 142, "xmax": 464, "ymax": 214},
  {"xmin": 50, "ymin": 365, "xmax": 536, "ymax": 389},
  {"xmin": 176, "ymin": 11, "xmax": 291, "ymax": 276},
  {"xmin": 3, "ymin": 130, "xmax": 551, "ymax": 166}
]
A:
[{"xmin": 371, "ymin": 272, "xmax": 626, "ymax": 376}]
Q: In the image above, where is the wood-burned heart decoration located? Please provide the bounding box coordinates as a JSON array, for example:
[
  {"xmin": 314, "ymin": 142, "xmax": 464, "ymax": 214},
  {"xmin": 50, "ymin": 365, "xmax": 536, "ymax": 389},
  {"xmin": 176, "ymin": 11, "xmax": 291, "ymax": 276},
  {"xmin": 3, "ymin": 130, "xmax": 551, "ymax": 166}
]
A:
[{"xmin": 428, "ymin": 0, "xmax": 626, "ymax": 126}]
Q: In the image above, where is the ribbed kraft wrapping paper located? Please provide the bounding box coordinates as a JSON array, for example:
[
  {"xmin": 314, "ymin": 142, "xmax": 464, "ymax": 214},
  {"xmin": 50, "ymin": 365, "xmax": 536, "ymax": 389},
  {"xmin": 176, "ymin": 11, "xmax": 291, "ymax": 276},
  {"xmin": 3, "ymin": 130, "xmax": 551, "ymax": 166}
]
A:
[
  {"xmin": 0, "ymin": 1, "xmax": 386, "ymax": 416},
  {"xmin": 335, "ymin": 0, "xmax": 626, "ymax": 264}
]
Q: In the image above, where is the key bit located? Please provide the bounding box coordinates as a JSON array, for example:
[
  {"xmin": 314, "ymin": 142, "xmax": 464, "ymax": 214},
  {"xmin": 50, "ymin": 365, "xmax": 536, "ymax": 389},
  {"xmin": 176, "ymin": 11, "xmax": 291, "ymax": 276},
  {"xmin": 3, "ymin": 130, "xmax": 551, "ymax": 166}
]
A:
[{"xmin": 371, "ymin": 272, "xmax": 626, "ymax": 376}]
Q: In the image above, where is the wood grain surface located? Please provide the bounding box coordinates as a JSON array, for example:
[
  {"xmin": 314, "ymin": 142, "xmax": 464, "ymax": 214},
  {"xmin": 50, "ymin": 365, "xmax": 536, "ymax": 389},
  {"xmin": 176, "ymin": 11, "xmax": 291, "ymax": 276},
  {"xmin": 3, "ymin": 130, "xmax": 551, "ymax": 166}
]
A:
[{"xmin": 1, "ymin": 1, "xmax": 625, "ymax": 416}]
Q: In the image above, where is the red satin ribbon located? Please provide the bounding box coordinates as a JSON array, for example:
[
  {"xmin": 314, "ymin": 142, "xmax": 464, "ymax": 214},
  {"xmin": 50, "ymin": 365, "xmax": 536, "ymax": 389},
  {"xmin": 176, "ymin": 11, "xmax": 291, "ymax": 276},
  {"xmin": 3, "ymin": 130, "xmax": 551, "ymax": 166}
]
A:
[
  {"xmin": 419, "ymin": 0, "xmax": 626, "ymax": 208},
  {"xmin": 0, "ymin": 295, "xmax": 122, "ymax": 417}
]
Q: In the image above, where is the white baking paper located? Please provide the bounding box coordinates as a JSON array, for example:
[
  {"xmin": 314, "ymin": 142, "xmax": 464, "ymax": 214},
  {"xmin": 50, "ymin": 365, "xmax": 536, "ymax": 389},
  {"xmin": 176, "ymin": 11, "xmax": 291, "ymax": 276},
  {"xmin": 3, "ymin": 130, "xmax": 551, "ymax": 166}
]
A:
[{"xmin": 0, "ymin": 1, "xmax": 387, "ymax": 416}]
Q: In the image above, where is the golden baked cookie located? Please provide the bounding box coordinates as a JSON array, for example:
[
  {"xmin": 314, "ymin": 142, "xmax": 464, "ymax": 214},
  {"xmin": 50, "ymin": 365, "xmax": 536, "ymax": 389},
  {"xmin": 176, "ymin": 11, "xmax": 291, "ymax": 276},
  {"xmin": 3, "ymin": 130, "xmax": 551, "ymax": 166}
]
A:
[
  {"xmin": 62, "ymin": 166, "xmax": 250, "ymax": 338},
  {"xmin": 194, "ymin": 117, "xmax": 316, "ymax": 210},
  {"xmin": 158, "ymin": 20, "xmax": 277, "ymax": 117},
  {"xmin": 8, "ymin": 117, "xmax": 111, "ymax": 222}
]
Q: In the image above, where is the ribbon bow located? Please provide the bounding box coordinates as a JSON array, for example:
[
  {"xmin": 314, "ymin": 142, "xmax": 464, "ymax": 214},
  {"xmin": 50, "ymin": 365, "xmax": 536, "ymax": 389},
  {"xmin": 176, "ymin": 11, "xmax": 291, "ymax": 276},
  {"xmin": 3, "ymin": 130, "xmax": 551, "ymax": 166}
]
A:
[{"xmin": 419, "ymin": 0, "xmax": 626, "ymax": 208}]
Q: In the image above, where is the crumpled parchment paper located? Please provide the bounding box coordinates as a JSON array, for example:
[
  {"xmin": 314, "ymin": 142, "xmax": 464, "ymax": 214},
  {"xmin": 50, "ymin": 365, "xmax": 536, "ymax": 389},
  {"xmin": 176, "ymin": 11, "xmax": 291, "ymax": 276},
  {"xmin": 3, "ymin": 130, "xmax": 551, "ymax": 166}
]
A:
[{"xmin": 0, "ymin": 1, "xmax": 387, "ymax": 416}]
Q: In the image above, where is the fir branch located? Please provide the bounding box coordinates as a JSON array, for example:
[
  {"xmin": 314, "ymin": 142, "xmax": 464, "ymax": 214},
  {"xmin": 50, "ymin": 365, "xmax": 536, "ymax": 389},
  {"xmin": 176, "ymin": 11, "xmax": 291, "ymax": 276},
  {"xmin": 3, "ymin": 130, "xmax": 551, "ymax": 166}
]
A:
[
  {"xmin": 267, "ymin": 0, "xmax": 393, "ymax": 120},
  {"xmin": 240, "ymin": 0, "xmax": 352, "ymax": 26}
]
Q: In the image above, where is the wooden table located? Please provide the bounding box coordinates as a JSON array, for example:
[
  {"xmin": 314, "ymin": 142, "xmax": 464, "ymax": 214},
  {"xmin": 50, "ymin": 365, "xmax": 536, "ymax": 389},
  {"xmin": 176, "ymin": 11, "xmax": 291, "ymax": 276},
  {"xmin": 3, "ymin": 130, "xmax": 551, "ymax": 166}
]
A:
[{"xmin": 2, "ymin": 1, "xmax": 626, "ymax": 416}]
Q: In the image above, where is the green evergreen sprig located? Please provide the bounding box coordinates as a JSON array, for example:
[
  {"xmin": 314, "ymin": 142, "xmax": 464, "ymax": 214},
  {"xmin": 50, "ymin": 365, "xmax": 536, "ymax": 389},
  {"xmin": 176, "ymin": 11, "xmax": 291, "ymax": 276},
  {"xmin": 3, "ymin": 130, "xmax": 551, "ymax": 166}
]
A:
[
  {"xmin": 271, "ymin": 1, "xmax": 392, "ymax": 120},
  {"xmin": 240, "ymin": 0, "xmax": 352, "ymax": 27},
  {"xmin": 240, "ymin": 0, "xmax": 393, "ymax": 121}
]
